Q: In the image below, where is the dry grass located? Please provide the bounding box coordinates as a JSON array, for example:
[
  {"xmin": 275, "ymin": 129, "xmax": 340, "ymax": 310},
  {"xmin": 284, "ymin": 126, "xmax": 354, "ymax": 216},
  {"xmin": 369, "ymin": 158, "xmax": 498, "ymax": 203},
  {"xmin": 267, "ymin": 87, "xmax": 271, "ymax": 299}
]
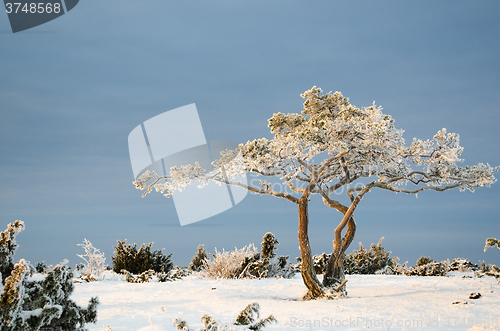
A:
[{"xmin": 201, "ymin": 244, "xmax": 258, "ymax": 279}]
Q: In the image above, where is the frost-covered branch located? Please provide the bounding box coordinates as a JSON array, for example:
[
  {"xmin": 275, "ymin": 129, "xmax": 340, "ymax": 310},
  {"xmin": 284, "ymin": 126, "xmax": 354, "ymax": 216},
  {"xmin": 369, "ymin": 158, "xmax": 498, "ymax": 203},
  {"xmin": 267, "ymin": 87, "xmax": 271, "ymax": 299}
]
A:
[{"xmin": 484, "ymin": 238, "xmax": 500, "ymax": 252}]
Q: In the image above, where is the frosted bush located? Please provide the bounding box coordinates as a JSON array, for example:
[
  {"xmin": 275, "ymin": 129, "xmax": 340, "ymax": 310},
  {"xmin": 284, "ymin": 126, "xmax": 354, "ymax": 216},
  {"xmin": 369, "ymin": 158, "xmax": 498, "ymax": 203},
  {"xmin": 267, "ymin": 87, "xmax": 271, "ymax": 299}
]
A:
[
  {"xmin": 241, "ymin": 233, "xmax": 295, "ymax": 279},
  {"xmin": 189, "ymin": 244, "xmax": 209, "ymax": 272},
  {"xmin": 123, "ymin": 266, "xmax": 188, "ymax": 283},
  {"xmin": 111, "ymin": 239, "xmax": 173, "ymax": 275},
  {"xmin": 293, "ymin": 252, "xmax": 330, "ymax": 275},
  {"xmin": 265, "ymin": 255, "xmax": 295, "ymax": 279},
  {"xmin": 336, "ymin": 238, "xmax": 400, "ymax": 275},
  {"xmin": 481, "ymin": 237, "xmax": 500, "ymax": 283},
  {"xmin": 485, "ymin": 237, "xmax": 500, "ymax": 250},
  {"xmin": 202, "ymin": 233, "xmax": 296, "ymax": 280},
  {"xmin": 123, "ymin": 269, "xmax": 157, "ymax": 283},
  {"xmin": 403, "ymin": 257, "xmax": 449, "ymax": 276},
  {"xmin": 77, "ymin": 238, "xmax": 107, "ymax": 281},
  {"xmin": 202, "ymin": 244, "xmax": 259, "ymax": 279},
  {"xmin": 344, "ymin": 237, "xmax": 401, "ymax": 275},
  {"xmin": 168, "ymin": 266, "xmax": 191, "ymax": 280},
  {"xmin": 173, "ymin": 302, "xmax": 276, "ymax": 331},
  {"xmin": 448, "ymin": 258, "xmax": 479, "ymax": 272},
  {"xmin": 295, "ymin": 238, "xmax": 401, "ymax": 276}
]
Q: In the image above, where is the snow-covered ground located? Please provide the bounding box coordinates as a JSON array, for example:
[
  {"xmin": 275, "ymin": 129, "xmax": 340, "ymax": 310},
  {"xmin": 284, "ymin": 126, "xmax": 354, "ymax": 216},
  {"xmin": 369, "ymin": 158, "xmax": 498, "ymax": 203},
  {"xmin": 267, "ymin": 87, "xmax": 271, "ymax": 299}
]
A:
[{"xmin": 71, "ymin": 272, "xmax": 500, "ymax": 331}]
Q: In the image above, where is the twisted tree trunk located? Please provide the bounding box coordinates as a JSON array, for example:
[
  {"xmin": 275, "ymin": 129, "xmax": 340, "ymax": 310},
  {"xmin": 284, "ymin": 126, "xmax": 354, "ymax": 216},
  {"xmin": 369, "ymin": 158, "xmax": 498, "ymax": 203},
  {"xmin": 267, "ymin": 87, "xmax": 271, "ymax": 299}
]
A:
[
  {"xmin": 298, "ymin": 197, "xmax": 325, "ymax": 300},
  {"xmin": 321, "ymin": 187, "xmax": 369, "ymax": 291},
  {"xmin": 322, "ymin": 216, "xmax": 356, "ymax": 289}
]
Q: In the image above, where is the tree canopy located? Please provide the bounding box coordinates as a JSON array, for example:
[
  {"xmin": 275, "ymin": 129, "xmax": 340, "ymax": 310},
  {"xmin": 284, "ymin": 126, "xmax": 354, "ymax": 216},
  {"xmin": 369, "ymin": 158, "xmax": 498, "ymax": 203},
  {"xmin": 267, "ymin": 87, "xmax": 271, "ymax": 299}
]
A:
[{"xmin": 136, "ymin": 87, "xmax": 497, "ymax": 200}]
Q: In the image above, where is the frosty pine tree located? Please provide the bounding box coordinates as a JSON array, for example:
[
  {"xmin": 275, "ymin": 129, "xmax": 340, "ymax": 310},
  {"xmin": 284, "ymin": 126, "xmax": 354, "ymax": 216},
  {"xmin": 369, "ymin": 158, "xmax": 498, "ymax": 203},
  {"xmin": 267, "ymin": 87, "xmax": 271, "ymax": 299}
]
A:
[{"xmin": 134, "ymin": 87, "xmax": 498, "ymax": 300}]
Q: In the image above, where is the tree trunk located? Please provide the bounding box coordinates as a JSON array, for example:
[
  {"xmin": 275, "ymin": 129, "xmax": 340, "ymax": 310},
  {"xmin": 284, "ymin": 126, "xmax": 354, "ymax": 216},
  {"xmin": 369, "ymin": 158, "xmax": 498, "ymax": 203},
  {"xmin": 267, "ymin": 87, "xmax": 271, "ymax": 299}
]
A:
[
  {"xmin": 323, "ymin": 216, "xmax": 356, "ymax": 289},
  {"xmin": 298, "ymin": 197, "xmax": 325, "ymax": 300},
  {"xmin": 321, "ymin": 187, "xmax": 368, "ymax": 291}
]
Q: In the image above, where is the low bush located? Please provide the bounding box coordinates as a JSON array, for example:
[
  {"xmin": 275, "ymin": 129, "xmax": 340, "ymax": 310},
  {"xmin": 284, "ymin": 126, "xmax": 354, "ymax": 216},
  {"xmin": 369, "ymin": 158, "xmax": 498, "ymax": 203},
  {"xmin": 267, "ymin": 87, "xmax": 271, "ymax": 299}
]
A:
[
  {"xmin": 294, "ymin": 253, "xmax": 330, "ymax": 275},
  {"xmin": 202, "ymin": 244, "xmax": 259, "ymax": 279},
  {"xmin": 123, "ymin": 266, "xmax": 189, "ymax": 283},
  {"xmin": 123, "ymin": 269, "xmax": 157, "ymax": 283},
  {"xmin": 402, "ymin": 257, "xmax": 449, "ymax": 276},
  {"xmin": 344, "ymin": 237, "xmax": 399, "ymax": 275},
  {"xmin": 480, "ymin": 237, "xmax": 500, "ymax": 283},
  {"xmin": 174, "ymin": 302, "xmax": 276, "ymax": 331},
  {"xmin": 76, "ymin": 238, "xmax": 107, "ymax": 281},
  {"xmin": 294, "ymin": 238, "xmax": 401, "ymax": 275},
  {"xmin": 111, "ymin": 239, "xmax": 173, "ymax": 275},
  {"xmin": 344, "ymin": 237, "xmax": 401, "ymax": 275},
  {"xmin": 189, "ymin": 244, "xmax": 208, "ymax": 272},
  {"xmin": 448, "ymin": 258, "xmax": 479, "ymax": 272},
  {"xmin": 202, "ymin": 233, "xmax": 295, "ymax": 279}
]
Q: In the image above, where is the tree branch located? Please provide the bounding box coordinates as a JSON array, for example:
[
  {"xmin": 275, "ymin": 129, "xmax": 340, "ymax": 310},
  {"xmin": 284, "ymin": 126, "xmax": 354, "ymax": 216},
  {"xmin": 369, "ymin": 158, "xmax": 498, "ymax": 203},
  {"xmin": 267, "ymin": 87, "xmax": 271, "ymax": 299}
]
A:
[{"xmin": 223, "ymin": 179, "xmax": 299, "ymax": 204}]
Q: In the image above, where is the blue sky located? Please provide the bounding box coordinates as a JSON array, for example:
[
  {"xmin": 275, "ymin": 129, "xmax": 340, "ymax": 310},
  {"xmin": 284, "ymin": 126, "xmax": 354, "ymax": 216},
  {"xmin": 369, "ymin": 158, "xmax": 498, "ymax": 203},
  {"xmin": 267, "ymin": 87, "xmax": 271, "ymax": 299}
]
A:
[{"xmin": 1, "ymin": 0, "xmax": 499, "ymax": 267}]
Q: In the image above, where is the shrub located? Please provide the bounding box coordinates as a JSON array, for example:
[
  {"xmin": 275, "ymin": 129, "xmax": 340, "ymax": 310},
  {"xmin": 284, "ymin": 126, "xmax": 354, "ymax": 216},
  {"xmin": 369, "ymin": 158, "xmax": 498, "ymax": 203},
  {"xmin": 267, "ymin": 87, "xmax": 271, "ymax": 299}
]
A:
[
  {"xmin": 403, "ymin": 257, "xmax": 449, "ymax": 276},
  {"xmin": 0, "ymin": 220, "xmax": 24, "ymax": 283},
  {"xmin": 416, "ymin": 256, "xmax": 434, "ymax": 266},
  {"xmin": 123, "ymin": 266, "xmax": 188, "ymax": 283},
  {"xmin": 484, "ymin": 265, "xmax": 500, "ymax": 282},
  {"xmin": 482, "ymin": 237, "xmax": 500, "ymax": 283},
  {"xmin": 485, "ymin": 237, "xmax": 500, "ymax": 250},
  {"xmin": 202, "ymin": 233, "xmax": 296, "ymax": 279},
  {"xmin": 234, "ymin": 303, "xmax": 276, "ymax": 330},
  {"xmin": 189, "ymin": 244, "xmax": 208, "ymax": 272},
  {"xmin": 76, "ymin": 238, "xmax": 107, "ymax": 281},
  {"xmin": 267, "ymin": 255, "xmax": 295, "ymax": 279},
  {"xmin": 294, "ymin": 253, "xmax": 330, "ymax": 275},
  {"xmin": 123, "ymin": 269, "xmax": 156, "ymax": 283},
  {"xmin": 111, "ymin": 239, "xmax": 173, "ymax": 275},
  {"xmin": 448, "ymin": 258, "xmax": 479, "ymax": 272},
  {"xmin": 202, "ymin": 244, "xmax": 259, "ymax": 279},
  {"xmin": 0, "ymin": 259, "xmax": 99, "ymax": 331},
  {"xmin": 243, "ymin": 233, "xmax": 295, "ymax": 279},
  {"xmin": 344, "ymin": 237, "xmax": 401, "ymax": 275},
  {"xmin": 173, "ymin": 302, "xmax": 276, "ymax": 331},
  {"xmin": 294, "ymin": 238, "xmax": 402, "ymax": 275}
]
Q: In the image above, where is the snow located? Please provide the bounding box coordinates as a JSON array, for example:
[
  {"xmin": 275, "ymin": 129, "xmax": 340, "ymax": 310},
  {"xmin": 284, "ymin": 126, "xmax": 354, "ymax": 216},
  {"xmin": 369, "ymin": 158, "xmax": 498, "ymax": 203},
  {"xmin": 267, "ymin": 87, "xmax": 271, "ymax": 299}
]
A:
[
  {"xmin": 71, "ymin": 271, "xmax": 500, "ymax": 331},
  {"xmin": 21, "ymin": 308, "xmax": 43, "ymax": 318}
]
